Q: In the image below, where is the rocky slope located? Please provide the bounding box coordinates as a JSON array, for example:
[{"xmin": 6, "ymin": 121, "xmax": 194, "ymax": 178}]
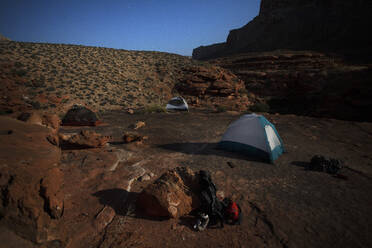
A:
[
  {"xmin": 193, "ymin": 0, "xmax": 372, "ymax": 60},
  {"xmin": 0, "ymin": 41, "xmax": 252, "ymax": 115}
]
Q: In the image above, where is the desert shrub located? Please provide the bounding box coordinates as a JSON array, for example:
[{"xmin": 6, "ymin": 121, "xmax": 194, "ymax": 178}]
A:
[
  {"xmin": 108, "ymin": 99, "xmax": 117, "ymax": 105},
  {"xmin": 144, "ymin": 104, "xmax": 166, "ymax": 113},
  {"xmin": 0, "ymin": 109, "xmax": 13, "ymax": 115},
  {"xmin": 14, "ymin": 62, "xmax": 23, "ymax": 68},
  {"xmin": 33, "ymin": 81, "xmax": 46, "ymax": 88},
  {"xmin": 216, "ymin": 105, "xmax": 227, "ymax": 113},
  {"xmin": 238, "ymin": 88, "xmax": 248, "ymax": 95},
  {"xmin": 30, "ymin": 101, "xmax": 41, "ymax": 109},
  {"xmin": 13, "ymin": 69, "xmax": 27, "ymax": 77},
  {"xmin": 28, "ymin": 91, "xmax": 38, "ymax": 97},
  {"xmin": 250, "ymin": 102, "xmax": 270, "ymax": 113},
  {"xmin": 46, "ymin": 86, "xmax": 55, "ymax": 91}
]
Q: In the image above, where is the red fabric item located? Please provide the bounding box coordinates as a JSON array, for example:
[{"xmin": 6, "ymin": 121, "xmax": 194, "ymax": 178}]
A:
[{"xmin": 226, "ymin": 202, "xmax": 239, "ymax": 220}]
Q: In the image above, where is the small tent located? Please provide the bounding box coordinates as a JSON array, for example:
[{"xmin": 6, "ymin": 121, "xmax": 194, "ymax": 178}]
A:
[
  {"xmin": 218, "ymin": 114, "xmax": 284, "ymax": 163},
  {"xmin": 166, "ymin": 97, "xmax": 189, "ymax": 111},
  {"xmin": 62, "ymin": 105, "xmax": 100, "ymax": 126}
]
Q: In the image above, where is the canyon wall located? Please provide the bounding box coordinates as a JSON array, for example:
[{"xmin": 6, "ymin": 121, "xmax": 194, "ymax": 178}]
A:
[{"xmin": 193, "ymin": 0, "xmax": 372, "ymax": 60}]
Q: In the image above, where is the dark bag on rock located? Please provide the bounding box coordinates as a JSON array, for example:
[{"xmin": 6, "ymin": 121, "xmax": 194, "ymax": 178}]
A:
[{"xmin": 198, "ymin": 170, "xmax": 224, "ymax": 227}]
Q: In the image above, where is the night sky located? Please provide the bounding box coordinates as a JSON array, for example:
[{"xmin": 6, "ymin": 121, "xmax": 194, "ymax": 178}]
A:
[{"xmin": 0, "ymin": 0, "xmax": 260, "ymax": 56}]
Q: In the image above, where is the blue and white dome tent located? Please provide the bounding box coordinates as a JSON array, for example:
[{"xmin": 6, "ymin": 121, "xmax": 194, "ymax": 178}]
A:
[
  {"xmin": 218, "ymin": 114, "xmax": 285, "ymax": 163},
  {"xmin": 166, "ymin": 96, "xmax": 189, "ymax": 111}
]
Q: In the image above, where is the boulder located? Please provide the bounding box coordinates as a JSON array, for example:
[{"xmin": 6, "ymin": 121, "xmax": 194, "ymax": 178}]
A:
[
  {"xmin": 17, "ymin": 112, "xmax": 61, "ymax": 133},
  {"xmin": 0, "ymin": 117, "xmax": 65, "ymax": 244},
  {"xmin": 136, "ymin": 167, "xmax": 201, "ymax": 218},
  {"xmin": 62, "ymin": 105, "xmax": 100, "ymax": 126},
  {"xmin": 59, "ymin": 130, "xmax": 109, "ymax": 149},
  {"xmin": 123, "ymin": 132, "xmax": 147, "ymax": 143},
  {"xmin": 17, "ymin": 112, "xmax": 43, "ymax": 125},
  {"xmin": 42, "ymin": 114, "xmax": 61, "ymax": 131},
  {"xmin": 133, "ymin": 121, "xmax": 146, "ymax": 130}
]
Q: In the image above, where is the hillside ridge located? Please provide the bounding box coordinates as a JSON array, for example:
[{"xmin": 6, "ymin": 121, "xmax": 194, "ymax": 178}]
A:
[{"xmin": 0, "ymin": 41, "xmax": 251, "ymax": 115}]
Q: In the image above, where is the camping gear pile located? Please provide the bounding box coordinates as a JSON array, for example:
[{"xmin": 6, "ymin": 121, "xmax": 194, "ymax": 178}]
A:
[
  {"xmin": 194, "ymin": 170, "xmax": 242, "ymax": 231},
  {"xmin": 308, "ymin": 155, "xmax": 343, "ymax": 175}
]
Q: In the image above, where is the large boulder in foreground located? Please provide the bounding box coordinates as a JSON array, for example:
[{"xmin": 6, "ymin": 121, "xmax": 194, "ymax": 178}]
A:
[
  {"xmin": 136, "ymin": 167, "xmax": 201, "ymax": 218},
  {"xmin": 0, "ymin": 117, "xmax": 65, "ymax": 244},
  {"xmin": 62, "ymin": 105, "xmax": 100, "ymax": 126}
]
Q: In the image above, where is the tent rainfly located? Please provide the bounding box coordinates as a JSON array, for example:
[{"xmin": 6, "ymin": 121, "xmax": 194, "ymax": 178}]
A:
[
  {"xmin": 218, "ymin": 114, "xmax": 284, "ymax": 163},
  {"xmin": 62, "ymin": 104, "xmax": 99, "ymax": 126},
  {"xmin": 166, "ymin": 97, "xmax": 189, "ymax": 111}
]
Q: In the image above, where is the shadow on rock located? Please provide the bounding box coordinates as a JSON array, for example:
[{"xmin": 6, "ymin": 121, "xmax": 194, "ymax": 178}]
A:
[
  {"xmin": 133, "ymin": 210, "xmax": 170, "ymax": 222},
  {"xmin": 158, "ymin": 142, "xmax": 268, "ymax": 163},
  {"xmin": 291, "ymin": 161, "xmax": 311, "ymax": 169},
  {"xmin": 93, "ymin": 188, "xmax": 138, "ymax": 216},
  {"xmin": 178, "ymin": 215, "xmax": 198, "ymax": 231}
]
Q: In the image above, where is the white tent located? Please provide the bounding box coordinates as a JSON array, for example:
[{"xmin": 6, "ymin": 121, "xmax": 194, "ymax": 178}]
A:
[
  {"xmin": 166, "ymin": 97, "xmax": 189, "ymax": 111},
  {"xmin": 218, "ymin": 114, "xmax": 284, "ymax": 163}
]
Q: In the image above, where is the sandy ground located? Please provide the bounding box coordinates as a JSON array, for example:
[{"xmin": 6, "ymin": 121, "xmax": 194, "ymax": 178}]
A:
[
  {"xmin": 2, "ymin": 110, "xmax": 372, "ymax": 248},
  {"xmin": 74, "ymin": 111, "xmax": 372, "ymax": 247}
]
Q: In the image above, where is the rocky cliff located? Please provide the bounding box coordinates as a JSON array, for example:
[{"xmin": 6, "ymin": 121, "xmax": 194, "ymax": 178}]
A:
[
  {"xmin": 210, "ymin": 51, "xmax": 372, "ymax": 121},
  {"xmin": 193, "ymin": 0, "xmax": 372, "ymax": 60}
]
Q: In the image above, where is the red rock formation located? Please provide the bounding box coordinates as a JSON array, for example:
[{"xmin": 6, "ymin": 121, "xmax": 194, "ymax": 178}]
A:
[
  {"xmin": 210, "ymin": 50, "xmax": 372, "ymax": 121},
  {"xmin": 0, "ymin": 117, "xmax": 65, "ymax": 244},
  {"xmin": 42, "ymin": 114, "xmax": 61, "ymax": 131},
  {"xmin": 177, "ymin": 65, "xmax": 253, "ymax": 111}
]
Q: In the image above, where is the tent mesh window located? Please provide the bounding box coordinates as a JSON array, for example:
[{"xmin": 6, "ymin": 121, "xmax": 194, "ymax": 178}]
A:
[{"xmin": 168, "ymin": 98, "xmax": 184, "ymax": 106}]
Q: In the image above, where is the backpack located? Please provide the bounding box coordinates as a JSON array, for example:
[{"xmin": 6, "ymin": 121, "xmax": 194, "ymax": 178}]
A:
[{"xmin": 198, "ymin": 170, "xmax": 224, "ymax": 227}]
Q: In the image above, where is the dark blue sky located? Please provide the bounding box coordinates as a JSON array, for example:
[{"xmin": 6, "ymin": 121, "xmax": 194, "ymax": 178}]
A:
[{"xmin": 0, "ymin": 0, "xmax": 260, "ymax": 56}]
